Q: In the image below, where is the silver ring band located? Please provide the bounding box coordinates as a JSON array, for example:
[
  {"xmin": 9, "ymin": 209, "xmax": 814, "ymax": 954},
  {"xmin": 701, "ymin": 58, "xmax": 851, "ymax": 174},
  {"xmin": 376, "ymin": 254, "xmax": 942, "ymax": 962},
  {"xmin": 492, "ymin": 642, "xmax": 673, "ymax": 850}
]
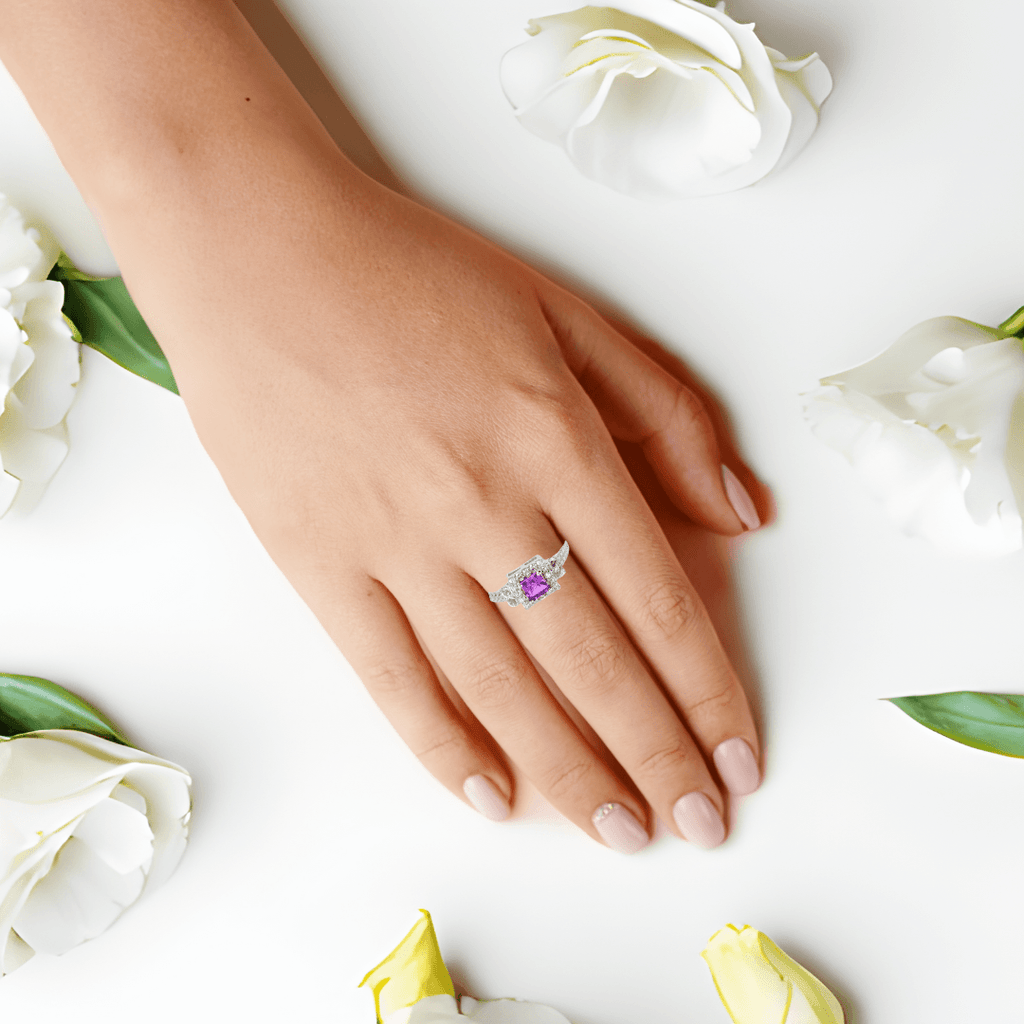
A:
[{"xmin": 488, "ymin": 540, "xmax": 569, "ymax": 609}]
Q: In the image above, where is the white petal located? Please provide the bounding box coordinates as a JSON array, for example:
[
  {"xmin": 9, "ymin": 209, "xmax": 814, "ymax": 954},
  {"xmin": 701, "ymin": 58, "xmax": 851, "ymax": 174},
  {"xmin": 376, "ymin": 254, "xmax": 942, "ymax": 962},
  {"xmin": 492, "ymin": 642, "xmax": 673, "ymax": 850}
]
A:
[
  {"xmin": 72, "ymin": 797, "xmax": 154, "ymax": 875},
  {"xmin": 516, "ymin": 70, "xmax": 616, "ymax": 143},
  {"xmin": 395, "ymin": 994, "xmax": 461, "ymax": 1022},
  {"xmin": 0, "ymin": 734, "xmax": 126, "ymax": 807},
  {"xmin": 121, "ymin": 765, "xmax": 191, "ymax": 892},
  {"xmin": 565, "ymin": 63, "xmax": 761, "ymax": 199},
  {"xmin": 109, "ymin": 783, "xmax": 148, "ymax": 816},
  {"xmin": 824, "ymin": 318, "xmax": 1001, "ymax": 404},
  {"xmin": 767, "ymin": 48, "xmax": 833, "ymax": 106},
  {"xmin": 13, "ymin": 834, "xmax": 146, "ymax": 955},
  {"xmin": 10, "ymin": 280, "xmax": 80, "ymax": 429},
  {"xmin": 0, "ymin": 201, "xmax": 43, "ymax": 290},
  {"xmin": 674, "ymin": 17, "xmax": 793, "ymax": 196},
  {"xmin": 0, "ymin": 819, "xmax": 79, "ymax": 970},
  {"xmin": 578, "ymin": 0, "xmax": 743, "ymax": 68},
  {"xmin": 767, "ymin": 58, "xmax": 828, "ymax": 176},
  {"xmin": 462, "ymin": 998, "xmax": 574, "ymax": 1022},
  {"xmin": 805, "ymin": 386, "xmax": 1022, "ymax": 555},
  {"xmin": 0, "ymin": 402, "xmax": 69, "ymax": 483},
  {"xmin": 0, "ymin": 470, "xmax": 18, "ymax": 515},
  {"xmin": 1, "ymin": 929, "xmax": 34, "ymax": 975},
  {"xmin": 0, "ymin": 733, "xmax": 189, "ymax": 889},
  {"xmin": 920, "ymin": 346, "xmax": 968, "ymax": 385},
  {"xmin": 0, "ymin": 307, "xmax": 31, "ymax": 395}
]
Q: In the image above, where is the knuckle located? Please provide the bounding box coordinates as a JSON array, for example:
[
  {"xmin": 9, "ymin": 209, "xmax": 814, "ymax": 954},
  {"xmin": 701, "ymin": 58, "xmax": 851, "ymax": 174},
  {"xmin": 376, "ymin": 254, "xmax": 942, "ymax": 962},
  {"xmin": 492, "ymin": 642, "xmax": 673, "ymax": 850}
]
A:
[
  {"xmin": 463, "ymin": 659, "xmax": 526, "ymax": 712},
  {"xmin": 540, "ymin": 759, "xmax": 594, "ymax": 802},
  {"xmin": 687, "ymin": 679, "xmax": 741, "ymax": 720},
  {"xmin": 360, "ymin": 658, "xmax": 425, "ymax": 702},
  {"xmin": 412, "ymin": 731, "xmax": 464, "ymax": 765},
  {"xmin": 670, "ymin": 384, "xmax": 712, "ymax": 439},
  {"xmin": 562, "ymin": 628, "xmax": 631, "ymax": 695},
  {"xmin": 640, "ymin": 575, "xmax": 701, "ymax": 643},
  {"xmin": 510, "ymin": 384, "xmax": 601, "ymax": 469},
  {"xmin": 635, "ymin": 743, "xmax": 698, "ymax": 784}
]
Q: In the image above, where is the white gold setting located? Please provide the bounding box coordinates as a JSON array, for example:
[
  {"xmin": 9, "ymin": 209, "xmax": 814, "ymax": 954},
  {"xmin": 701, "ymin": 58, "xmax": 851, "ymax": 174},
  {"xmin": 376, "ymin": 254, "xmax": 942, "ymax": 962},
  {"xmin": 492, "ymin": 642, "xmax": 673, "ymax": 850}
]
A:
[{"xmin": 488, "ymin": 540, "xmax": 569, "ymax": 610}]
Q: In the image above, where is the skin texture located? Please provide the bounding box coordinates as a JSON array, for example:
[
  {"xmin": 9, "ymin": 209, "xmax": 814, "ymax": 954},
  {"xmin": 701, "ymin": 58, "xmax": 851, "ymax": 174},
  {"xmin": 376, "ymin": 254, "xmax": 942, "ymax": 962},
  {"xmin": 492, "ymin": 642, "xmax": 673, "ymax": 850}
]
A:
[{"xmin": 0, "ymin": 0, "xmax": 766, "ymax": 849}]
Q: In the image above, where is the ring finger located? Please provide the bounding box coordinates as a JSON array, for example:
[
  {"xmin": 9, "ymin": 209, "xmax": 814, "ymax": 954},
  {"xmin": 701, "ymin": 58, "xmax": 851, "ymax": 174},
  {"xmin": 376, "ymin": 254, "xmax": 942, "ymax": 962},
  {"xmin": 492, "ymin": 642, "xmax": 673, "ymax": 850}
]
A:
[
  {"xmin": 466, "ymin": 524, "xmax": 731, "ymax": 849},
  {"xmin": 394, "ymin": 554, "xmax": 655, "ymax": 855}
]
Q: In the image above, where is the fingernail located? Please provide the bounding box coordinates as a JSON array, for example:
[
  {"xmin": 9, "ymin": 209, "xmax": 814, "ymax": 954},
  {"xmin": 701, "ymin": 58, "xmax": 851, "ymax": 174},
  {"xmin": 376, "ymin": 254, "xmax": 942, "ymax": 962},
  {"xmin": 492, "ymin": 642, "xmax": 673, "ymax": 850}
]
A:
[
  {"xmin": 463, "ymin": 774, "xmax": 511, "ymax": 822},
  {"xmin": 672, "ymin": 792, "xmax": 726, "ymax": 849},
  {"xmin": 713, "ymin": 737, "xmax": 761, "ymax": 796},
  {"xmin": 721, "ymin": 465, "xmax": 761, "ymax": 531},
  {"xmin": 591, "ymin": 802, "xmax": 649, "ymax": 854}
]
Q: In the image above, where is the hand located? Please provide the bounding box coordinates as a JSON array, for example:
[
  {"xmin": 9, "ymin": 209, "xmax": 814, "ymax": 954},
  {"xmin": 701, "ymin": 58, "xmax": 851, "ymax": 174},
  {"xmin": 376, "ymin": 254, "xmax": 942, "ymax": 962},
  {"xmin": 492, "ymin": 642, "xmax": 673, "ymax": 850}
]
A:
[
  {"xmin": 0, "ymin": 0, "xmax": 765, "ymax": 853},
  {"xmin": 122, "ymin": 164, "xmax": 765, "ymax": 853}
]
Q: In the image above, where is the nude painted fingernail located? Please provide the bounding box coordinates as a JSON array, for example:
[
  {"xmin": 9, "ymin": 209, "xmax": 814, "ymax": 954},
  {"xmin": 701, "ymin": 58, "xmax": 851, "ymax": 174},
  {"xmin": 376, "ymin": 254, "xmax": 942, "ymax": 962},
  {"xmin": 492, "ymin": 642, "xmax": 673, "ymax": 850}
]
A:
[
  {"xmin": 672, "ymin": 792, "xmax": 726, "ymax": 849},
  {"xmin": 721, "ymin": 465, "xmax": 761, "ymax": 531},
  {"xmin": 713, "ymin": 737, "xmax": 761, "ymax": 796},
  {"xmin": 463, "ymin": 775, "xmax": 511, "ymax": 822},
  {"xmin": 591, "ymin": 802, "xmax": 649, "ymax": 854}
]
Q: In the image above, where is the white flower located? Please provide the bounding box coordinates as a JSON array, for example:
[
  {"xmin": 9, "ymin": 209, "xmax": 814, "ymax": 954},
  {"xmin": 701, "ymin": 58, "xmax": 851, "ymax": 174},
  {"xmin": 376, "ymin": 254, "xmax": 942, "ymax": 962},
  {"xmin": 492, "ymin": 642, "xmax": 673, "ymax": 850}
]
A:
[
  {"xmin": 804, "ymin": 316, "xmax": 1024, "ymax": 557},
  {"xmin": 0, "ymin": 729, "xmax": 192, "ymax": 975},
  {"xmin": 702, "ymin": 924, "xmax": 845, "ymax": 1024},
  {"xmin": 364, "ymin": 911, "xmax": 572, "ymax": 1024},
  {"xmin": 388, "ymin": 994, "xmax": 571, "ymax": 1023},
  {"xmin": 499, "ymin": 0, "xmax": 831, "ymax": 200},
  {"xmin": 0, "ymin": 193, "xmax": 81, "ymax": 516}
]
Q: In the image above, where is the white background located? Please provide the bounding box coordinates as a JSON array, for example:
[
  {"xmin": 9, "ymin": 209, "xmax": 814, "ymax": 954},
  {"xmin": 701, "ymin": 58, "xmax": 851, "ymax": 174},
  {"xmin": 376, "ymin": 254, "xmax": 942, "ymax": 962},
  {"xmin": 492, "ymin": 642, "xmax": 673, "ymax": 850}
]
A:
[{"xmin": 3, "ymin": 1, "xmax": 1024, "ymax": 1021}]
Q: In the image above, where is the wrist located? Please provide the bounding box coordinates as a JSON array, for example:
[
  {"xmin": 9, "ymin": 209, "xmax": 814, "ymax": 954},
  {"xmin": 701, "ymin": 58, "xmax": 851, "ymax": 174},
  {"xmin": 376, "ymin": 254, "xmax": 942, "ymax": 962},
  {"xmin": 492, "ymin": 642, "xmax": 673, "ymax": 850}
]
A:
[{"xmin": 0, "ymin": 0, "xmax": 362, "ymax": 218}]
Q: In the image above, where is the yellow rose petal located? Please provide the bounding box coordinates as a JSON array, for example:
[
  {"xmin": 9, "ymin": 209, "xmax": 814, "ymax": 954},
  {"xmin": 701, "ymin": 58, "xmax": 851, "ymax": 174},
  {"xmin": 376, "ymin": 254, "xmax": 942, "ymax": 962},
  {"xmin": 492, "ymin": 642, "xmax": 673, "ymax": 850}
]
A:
[
  {"xmin": 702, "ymin": 924, "xmax": 844, "ymax": 1024},
  {"xmin": 361, "ymin": 910, "xmax": 456, "ymax": 1024}
]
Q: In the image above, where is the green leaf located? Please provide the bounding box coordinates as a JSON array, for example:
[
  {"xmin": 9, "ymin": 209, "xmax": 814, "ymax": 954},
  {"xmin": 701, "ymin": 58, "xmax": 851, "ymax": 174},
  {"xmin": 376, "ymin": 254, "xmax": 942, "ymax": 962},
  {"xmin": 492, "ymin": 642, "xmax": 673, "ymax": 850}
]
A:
[
  {"xmin": 0, "ymin": 672, "xmax": 131, "ymax": 745},
  {"xmin": 887, "ymin": 692, "xmax": 1024, "ymax": 758},
  {"xmin": 48, "ymin": 252, "xmax": 178, "ymax": 394}
]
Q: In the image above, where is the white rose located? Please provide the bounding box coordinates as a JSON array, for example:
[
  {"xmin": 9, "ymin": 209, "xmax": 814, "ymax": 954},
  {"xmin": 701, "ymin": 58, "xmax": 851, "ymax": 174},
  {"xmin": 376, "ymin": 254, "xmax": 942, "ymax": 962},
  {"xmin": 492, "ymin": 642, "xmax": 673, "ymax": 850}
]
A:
[
  {"xmin": 499, "ymin": 0, "xmax": 831, "ymax": 200},
  {"xmin": 803, "ymin": 316, "xmax": 1024, "ymax": 557},
  {"xmin": 0, "ymin": 193, "xmax": 81, "ymax": 516},
  {"xmin": 387, "ymin": 994, "xmax": 571, "ymax": 1023},
  {"xmin": 0, "ymin": 729, "xmax": 192, "ymax": 975}
]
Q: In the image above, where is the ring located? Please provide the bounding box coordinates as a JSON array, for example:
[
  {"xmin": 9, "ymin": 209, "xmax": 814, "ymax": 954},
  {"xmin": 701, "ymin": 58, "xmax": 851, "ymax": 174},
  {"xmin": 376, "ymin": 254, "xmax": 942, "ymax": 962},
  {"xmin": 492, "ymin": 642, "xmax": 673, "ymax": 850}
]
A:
[{"xmin": 488, "ymin": 540, "xmax": 570, "ymax": 609}]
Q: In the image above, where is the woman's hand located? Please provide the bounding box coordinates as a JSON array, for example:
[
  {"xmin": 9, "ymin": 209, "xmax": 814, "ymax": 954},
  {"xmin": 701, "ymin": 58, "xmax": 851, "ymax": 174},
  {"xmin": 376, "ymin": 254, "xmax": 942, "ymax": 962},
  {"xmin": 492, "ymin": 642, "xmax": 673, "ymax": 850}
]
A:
[
  {"xmin": 121, "ymin": 163, "xmax": 764, "ymax": 852},
  {"xmin": 0, "ymin": 0, "xmax": 766, "ymax": 853}
]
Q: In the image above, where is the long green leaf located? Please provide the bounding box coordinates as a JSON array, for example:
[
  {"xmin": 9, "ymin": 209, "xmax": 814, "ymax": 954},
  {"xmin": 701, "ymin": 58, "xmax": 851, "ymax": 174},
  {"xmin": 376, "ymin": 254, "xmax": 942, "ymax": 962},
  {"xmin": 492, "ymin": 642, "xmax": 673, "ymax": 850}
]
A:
[
  {"xmin": 887, "ymin": 692, "xmax": 1024, "ymax": 758},
  {"xmin": 48, "ymin": 252, "xmax": 178, "ymax": 394},
  {"xmin": 0, "ymin": 672, "xmax": 131, "ymax": 745}
]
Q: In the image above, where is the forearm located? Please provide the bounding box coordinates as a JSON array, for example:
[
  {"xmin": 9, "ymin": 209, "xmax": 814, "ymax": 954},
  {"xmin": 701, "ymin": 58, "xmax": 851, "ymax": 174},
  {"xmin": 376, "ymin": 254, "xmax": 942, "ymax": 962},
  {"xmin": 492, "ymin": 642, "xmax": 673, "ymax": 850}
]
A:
[
  {"xmin": 0, "ymin": 0, "xmax": 382, "ymax": 381},
  {"xmin": 0, "ymin": 0, "xmax": 357, "ymax": 207}
]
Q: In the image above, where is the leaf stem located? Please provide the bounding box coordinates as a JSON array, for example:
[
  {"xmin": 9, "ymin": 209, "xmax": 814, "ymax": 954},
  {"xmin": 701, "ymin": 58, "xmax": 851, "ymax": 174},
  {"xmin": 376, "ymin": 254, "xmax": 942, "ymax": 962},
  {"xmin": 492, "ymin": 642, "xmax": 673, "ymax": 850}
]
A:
[{"xmin": 998, "ymin": 305, "xmax": 1024, "ymax": 338}]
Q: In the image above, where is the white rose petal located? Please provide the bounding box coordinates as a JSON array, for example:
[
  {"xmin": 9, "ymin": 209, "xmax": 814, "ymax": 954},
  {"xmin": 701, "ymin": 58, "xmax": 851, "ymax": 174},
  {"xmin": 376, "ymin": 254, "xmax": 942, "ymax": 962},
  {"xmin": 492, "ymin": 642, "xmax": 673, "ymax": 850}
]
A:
[
  {"xmin": 804, "ymin": 316, "xmax": 1024, "ymax": 556},
  {"xmin": 500, "ymin": 0, "xmax": 831, "ymax": 199},
  {"xmin": 392, "ymin": 994, "xmax": 573, "ymax": 1024},
  {"xmin": 0, "ymin": 193, "xmax": 81, "ymax": 515},
  {"xmin": 459, "ymin": 996, "xmax": 574, "ymax": 1022},
  {"xmin": 0, "ymin": 729, "xmax": 192, "ymax": 974}
]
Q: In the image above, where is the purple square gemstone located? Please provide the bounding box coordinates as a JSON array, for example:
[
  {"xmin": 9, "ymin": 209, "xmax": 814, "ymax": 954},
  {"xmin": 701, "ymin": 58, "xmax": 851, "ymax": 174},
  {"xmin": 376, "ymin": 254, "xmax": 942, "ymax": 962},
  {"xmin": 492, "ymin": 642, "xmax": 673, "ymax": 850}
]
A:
[{"xmin": 520, "ymin": 572, "xmax": 550, "ymax": 601}]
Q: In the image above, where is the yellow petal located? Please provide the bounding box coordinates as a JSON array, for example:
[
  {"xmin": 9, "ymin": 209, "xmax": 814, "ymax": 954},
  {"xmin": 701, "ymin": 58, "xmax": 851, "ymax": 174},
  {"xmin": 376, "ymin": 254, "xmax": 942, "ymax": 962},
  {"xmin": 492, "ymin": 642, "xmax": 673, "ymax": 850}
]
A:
[
  {"xmin": 361, "ymin": 911, "xmax": 456, "ymax": 1024},
  {"xmin": 702, "ymin": 924, "xmax": 844, "ymax": 1024}
]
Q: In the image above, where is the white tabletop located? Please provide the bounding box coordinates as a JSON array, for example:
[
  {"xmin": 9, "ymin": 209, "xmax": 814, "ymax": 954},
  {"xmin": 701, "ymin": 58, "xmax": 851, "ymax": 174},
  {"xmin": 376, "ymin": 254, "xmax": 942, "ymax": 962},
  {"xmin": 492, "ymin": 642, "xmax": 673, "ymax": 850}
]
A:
[{"xmin": 3, "ymin": 1, "xmax": 1024, "ymax": 1020}]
